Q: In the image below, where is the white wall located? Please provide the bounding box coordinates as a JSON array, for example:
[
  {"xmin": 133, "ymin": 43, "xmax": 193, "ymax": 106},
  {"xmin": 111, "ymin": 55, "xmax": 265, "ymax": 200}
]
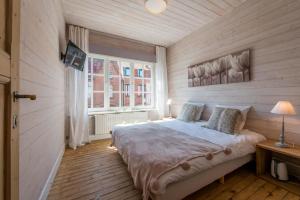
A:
[
  {"xmin": 19, "ymin": 0, "xmax": 66, "ymax": 199},
  {"xmin": 167, "ymin": 0, "xmax": 300, "ymax": 144}
]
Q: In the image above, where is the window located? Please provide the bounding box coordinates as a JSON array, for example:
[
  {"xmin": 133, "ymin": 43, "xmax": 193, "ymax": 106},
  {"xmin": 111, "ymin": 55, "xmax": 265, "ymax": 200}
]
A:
[
  {"xmin": 88, "ymin": 58, "xmax": 105, "ymax": 109},
  {"xmin": 88, "ymin": 54, "xmax": 155, "ymax": 112}
]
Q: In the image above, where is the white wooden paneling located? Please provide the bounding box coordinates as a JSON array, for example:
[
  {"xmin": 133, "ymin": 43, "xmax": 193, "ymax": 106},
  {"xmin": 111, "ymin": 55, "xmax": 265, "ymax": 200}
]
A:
[
  {"xmin": 167, "ymin": 0, "xmax": 300, "ymax": 144},
  {"xmin": 19, "ymin": 0, "xmax": 66, "ymax": 200},
  {"xmin": 62, "ymin": 0, "xmax": 246, "ymax": 46}
]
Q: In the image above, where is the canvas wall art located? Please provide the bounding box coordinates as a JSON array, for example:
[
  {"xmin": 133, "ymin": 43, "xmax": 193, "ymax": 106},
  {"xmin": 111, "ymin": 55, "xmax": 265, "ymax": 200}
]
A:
[{"xmin": 188, "ymin": 49, "xmax": 250, "ymax": 87}]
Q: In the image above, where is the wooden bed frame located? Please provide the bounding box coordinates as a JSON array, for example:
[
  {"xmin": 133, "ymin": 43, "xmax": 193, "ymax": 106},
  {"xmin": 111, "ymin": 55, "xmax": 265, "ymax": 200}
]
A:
[{"xmin": 152, "ymin": 154, "xmax": 253, "ymax": 200}]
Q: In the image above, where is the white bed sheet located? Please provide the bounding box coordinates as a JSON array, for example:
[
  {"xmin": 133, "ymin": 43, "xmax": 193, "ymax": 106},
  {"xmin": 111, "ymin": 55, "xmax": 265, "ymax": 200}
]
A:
[{"xmin": 156, "ymin": 119, "xmax": 265, "ymax": 147}]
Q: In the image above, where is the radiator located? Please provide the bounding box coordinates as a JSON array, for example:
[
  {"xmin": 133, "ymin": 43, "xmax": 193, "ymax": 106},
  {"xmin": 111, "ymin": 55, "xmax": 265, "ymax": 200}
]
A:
[{"xmin": 95, "ymin": 111, "xmax": 148, "ymax": 135}]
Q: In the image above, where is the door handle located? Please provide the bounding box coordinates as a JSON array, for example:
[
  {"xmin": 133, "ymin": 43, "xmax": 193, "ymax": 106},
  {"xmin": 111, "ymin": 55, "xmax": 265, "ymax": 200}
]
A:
[{"xmin": 13, "ymin": 91, "xmax": 36, "ymax": 102}]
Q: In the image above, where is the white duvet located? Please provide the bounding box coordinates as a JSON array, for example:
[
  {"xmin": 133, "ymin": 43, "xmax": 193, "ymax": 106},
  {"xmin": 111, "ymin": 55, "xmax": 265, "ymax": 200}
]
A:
[{"xmin": 114, "ymin": 119, "xmax": 266, "ymax": 194}]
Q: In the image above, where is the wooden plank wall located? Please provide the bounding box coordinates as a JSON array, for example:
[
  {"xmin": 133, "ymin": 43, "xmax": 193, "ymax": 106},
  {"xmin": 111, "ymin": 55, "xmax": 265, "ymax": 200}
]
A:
[
  {"xmin": 167, "ymin": 0, "xmax": 300, "ymax": 144},
  {"xmin": 19, "ymin": 0, "xmax": 66, "ymax": 199}
]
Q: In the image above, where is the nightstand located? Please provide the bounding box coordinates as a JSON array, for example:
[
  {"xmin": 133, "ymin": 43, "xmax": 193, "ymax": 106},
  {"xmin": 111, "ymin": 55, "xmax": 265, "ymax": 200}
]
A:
[{"xmin": 256, "ymin": 139, "xmax": 300, "ymax": 195}]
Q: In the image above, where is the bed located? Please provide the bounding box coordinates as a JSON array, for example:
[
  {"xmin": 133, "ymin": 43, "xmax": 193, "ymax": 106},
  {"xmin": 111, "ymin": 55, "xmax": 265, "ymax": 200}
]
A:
[{"xmin": 112, "ymin": 119, "xmax": 266, "ymax": 200}]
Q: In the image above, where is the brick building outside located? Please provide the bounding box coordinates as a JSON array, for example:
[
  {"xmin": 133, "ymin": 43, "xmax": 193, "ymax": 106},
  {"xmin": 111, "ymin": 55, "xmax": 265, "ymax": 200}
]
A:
[{"xmin": 88, "ymin": 58, "xmax": 152, "ymax": 109}]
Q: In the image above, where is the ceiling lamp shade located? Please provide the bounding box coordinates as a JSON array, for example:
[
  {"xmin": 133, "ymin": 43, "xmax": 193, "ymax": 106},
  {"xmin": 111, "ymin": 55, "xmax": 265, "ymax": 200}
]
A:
[{"xmin": 145, "ymin": 0, "xmax": 167, "ymax": 14}]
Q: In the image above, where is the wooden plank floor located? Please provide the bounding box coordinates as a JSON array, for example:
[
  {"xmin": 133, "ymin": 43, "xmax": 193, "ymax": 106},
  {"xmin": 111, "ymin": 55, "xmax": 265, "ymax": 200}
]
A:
[{"xmin": 48, "ymin": 139, "xmax": 300, "ymax": 200}]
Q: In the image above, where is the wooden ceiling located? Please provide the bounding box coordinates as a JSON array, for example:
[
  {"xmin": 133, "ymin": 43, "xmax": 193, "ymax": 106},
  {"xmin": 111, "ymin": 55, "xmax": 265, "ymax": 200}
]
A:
[{"xmin": 63, "ymin": 0, "xmax": 247, "ymax": 47}]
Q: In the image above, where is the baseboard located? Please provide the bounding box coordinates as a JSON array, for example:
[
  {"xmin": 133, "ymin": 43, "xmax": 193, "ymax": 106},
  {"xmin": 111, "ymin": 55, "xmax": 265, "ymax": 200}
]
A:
[
  {"xmin": 89, "ymin": 134, "xmax": 111, "ymax": 141},
  {"xmin": 38, "ymin": 145, "xmax": 65, "ymax": 200}
]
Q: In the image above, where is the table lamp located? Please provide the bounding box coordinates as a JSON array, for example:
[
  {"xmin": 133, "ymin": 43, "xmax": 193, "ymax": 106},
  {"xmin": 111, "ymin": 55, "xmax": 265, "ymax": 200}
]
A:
[
  {"xmin": 271, "ymin": 101, "xmax": 296, "ymax": 148},
  {"xmin": 167, "ymin": 99, "xmax": 172, "ymax": 118}
]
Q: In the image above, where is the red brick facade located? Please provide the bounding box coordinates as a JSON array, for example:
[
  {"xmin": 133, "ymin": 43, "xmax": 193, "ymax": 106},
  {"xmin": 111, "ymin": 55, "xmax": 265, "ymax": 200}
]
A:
[{"xmin": 88, "ymin": 57, "xmax": 152, "ymax": 110}]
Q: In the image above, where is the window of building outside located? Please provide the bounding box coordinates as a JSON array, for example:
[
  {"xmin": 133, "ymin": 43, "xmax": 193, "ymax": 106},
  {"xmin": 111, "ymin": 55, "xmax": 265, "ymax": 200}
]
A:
[{"xmin": 88, "ymin": 54, "xmax": 154, "ymax": 112}]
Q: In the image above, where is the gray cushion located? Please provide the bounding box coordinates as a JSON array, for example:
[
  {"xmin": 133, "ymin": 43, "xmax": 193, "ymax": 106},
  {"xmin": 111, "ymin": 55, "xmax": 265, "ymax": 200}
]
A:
[
  {"xmin": 204, "ymin": 107, "xmax": 225, "ymax": 130},
  {"xmin": 177, "ymin": 103, "xmax": 202, "ymax": 122},
  {"xmin": 234, "ymin": 114, "xmax": 243, "ymax": 133},
  {"xmin": 217, "ymin": 108, "xmax": 242, "ymax": 134},
  {"xmin": 187, "ymin": 103, "xmax": 204, "ymax": 121},
  {"xmin": 216, "ymin": 105, "xmax": 251, "ymax": 131}
]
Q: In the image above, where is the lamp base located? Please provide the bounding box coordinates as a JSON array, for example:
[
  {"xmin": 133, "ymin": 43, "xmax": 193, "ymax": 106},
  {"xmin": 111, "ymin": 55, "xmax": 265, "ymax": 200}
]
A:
[{"xmin": 275, "ymin": 142, "xmax": 289, "ymax": 148}]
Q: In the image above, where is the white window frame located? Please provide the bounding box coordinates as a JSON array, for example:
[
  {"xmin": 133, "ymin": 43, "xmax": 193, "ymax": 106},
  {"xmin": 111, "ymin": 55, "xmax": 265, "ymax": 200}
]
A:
[{"xmin": 88, "ymin": 53, "xmax": 156, "ymax": 113}]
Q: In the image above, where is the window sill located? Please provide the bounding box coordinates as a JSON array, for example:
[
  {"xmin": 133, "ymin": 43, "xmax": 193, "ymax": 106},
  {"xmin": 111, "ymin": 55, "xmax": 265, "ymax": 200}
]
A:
[{"xmin": 88, "ymin": 108, "xmax": 157, "ymax": 115}]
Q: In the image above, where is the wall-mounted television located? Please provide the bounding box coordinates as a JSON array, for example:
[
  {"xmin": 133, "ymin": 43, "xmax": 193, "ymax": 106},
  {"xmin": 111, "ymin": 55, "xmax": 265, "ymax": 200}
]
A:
[{"xmin": 62, "ymin": 40, "xmax": 87, "ymax": 71}]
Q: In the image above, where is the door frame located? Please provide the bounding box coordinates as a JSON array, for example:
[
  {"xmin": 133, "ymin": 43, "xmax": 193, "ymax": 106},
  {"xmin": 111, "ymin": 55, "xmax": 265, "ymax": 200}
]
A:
[
  {"xmin": 4, "ymin": 0, "xmax": 20, "ymax": 199},
  {"xmin": 0, "ymin": 80, "xmax": 8, "ymax": 200}
]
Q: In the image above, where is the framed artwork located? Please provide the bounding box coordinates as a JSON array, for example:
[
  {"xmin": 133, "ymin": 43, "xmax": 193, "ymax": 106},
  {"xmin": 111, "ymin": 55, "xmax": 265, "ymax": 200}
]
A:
[{"xmin": 188, "ymin": 49, "xmax": 250, "ymax": 87}]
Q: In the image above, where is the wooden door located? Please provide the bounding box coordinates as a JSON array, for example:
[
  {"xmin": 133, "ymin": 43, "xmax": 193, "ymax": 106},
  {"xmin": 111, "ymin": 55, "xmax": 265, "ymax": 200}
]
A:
[
  {"xmin": 0, "ymin": 0, "xmax": 6, "ymax": 50},
  {"xmin": 0, "ymin": 1, "xmax": 7, "ymax": 199},
  {"xmin": 0, "ymin": 84, "xmax": 4, "ymax": 200},
  {"xmin": 0, "ymin": 0, "xmax": 20, "ymax": 199}
]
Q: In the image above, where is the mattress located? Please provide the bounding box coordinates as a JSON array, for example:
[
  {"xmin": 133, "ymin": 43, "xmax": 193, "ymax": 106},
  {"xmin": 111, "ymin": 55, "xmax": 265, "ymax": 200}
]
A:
[{"xmin": 113, "ymin": 119, "xmax": 266, "ymax": 199}]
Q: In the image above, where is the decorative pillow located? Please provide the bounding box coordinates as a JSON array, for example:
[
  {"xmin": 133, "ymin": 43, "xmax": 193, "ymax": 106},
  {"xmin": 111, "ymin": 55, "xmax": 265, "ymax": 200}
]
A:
[
  {"xmin": 217, "ymin": 108, "xmax": 242, "ymax": 134},
  {"xmin": 234, "ymin": 114, "xmax": 243, "ymax": 133},
  {"xmin": 186, "ymin": 103, "xmax": 205, "ymax": 121},
  {"xmin": 204, "ymin": 107, "xmax": 225, "ymax": 130},
  {"xmin": 177, "ymin": 103, "xmax": 203, "ymax": 122},
  {"xmin": 216, "ymin": 105, "xmax": 251, "ymax": 131}
]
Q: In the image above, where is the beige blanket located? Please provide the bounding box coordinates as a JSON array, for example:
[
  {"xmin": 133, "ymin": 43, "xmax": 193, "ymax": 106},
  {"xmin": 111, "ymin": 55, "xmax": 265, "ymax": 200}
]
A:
[{"xmin": 112, "ymin": 123, "xmax": 231, "ymax": 200}]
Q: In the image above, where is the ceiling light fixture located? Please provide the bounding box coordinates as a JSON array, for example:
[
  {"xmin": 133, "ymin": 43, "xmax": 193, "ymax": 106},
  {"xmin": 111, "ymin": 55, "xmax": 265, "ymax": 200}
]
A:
[{"xmin": 145, "ymin": 0, "xmax": 167, "ymax": 14}]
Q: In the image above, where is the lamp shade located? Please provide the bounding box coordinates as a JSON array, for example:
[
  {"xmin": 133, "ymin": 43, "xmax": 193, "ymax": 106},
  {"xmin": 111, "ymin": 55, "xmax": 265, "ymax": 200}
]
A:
[
  {"xmin": 271, "ymin": 101, "xmax": 296, "ymax": 115},
  {"xmin": 145, "ymin": 0, "xmax": 167, "ymax": 14}
]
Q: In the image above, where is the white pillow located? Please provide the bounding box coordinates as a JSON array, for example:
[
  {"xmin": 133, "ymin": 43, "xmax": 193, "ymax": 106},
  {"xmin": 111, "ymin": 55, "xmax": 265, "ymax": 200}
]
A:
[
  {"xmin": 237, "ymin": 129, "xmax": 267, "ymax": 145},
  {"xmin": 216, "ymin": 105, "xmax": 251, "ymax": 131},
  {"xmin": 186, "ymin": 102, "xmax": 205, "ymax": 121}
]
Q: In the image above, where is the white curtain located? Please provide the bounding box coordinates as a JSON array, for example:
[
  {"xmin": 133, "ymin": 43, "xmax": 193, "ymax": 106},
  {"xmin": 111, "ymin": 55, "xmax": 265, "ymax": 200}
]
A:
[
  {"xmin": 67, "ymin": 25, "xmax": 90, "ymax": 149},
  {"xmin": 155, "ymin": 46, "xmax": 169, "ymax": 118}
]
